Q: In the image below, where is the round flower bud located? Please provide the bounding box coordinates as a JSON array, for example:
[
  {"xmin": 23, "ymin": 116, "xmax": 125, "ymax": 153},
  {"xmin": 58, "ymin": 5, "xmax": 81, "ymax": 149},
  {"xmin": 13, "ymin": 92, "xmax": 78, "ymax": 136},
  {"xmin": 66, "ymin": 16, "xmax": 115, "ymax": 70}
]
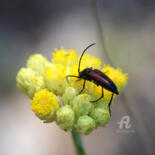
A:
[
  {"xmin": 27, "ymin": 54, "xmax": 51, "ymax": 76},
  {"xmin": 75, "ymin": 115, "xmax": 96, "ymax": 135},
  {"xmin": 95, "ymin": 100, "xmax": 109, "ymax": 109},
  {"xmin": 72, "ymin": 94, "xmax": 94, "ymax": 118},
  {"xmin": 31, "ymin": 89, "xmax": 59, "ymax": 123},
  {"xmin": 16, "ymin": 67, "xmax": 45, "ymax": 98},
  {"xmin": 56, "ymin": 105, "xmax": 75, "ymax": 131},
  {"xmin": 90, "ymin": 107, "xmax": 110, "ymax": 127},
  {"xmin": 62, "ymin": 87, "xmax": 78, "ymax": 105}
]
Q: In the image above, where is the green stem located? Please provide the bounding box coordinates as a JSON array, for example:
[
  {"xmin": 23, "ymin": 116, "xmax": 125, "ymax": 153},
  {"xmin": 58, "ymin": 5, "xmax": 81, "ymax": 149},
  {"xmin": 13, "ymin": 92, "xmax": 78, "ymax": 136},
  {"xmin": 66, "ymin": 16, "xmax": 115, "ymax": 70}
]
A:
[{"xmin": 71, "ymin": 129, "xmax": 86, "ymax": 155}]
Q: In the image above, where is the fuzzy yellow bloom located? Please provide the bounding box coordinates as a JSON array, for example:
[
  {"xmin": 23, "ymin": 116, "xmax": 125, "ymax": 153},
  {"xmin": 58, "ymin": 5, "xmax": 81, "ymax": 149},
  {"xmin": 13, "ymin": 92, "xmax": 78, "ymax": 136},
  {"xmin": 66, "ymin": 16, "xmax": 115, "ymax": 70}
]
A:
[
  {"xmin": 31, "ymin": 89, "xmax": 59, "ymax": 122},
  {"xmin": 77, "ymin": 53, "xmax": 101, "ymax": 70},
  {"xmin": 103, "ymin": 64, "xmax": 128, "ymax": 93},
  {"xmin": 65, "ymin": 65, "xmax": 84, "ymax": 93},
  {"xmin": 45, "ymin": 64, "xmax": 67, "ymax": 95},
  {"xmin": 52, "ymin": 47, "xmax": 78, "ymax": 65}
]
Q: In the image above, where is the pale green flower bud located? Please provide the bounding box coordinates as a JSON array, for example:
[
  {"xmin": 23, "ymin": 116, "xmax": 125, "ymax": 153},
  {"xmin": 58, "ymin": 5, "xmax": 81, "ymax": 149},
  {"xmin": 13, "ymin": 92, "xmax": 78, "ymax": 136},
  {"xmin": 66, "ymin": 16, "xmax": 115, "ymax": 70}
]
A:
[
  {"xmin": 16, "ymin": 67, "xmax": 45, "ymax": 98},
  {"xmin": 75, "ymin": 115, "xmax": 96, "ymax": 135},
  {"xmin": 90, "ymin": 107, "xmax": 110, "ymax": 127},
  {"xmin": 72, "ymin": 94, "xmax": 94, "ymax": 118},
  {"xmin": 27, "ymin": 54, "xmax": 51, "ymax": 76},
  {"xmin": 56, "ymin": 105, "xmax": 75, "ymax": 131},
  {"xmin": 95, "ymin": 100, "xmax": 109, "ymax": 109},
  {"xmin": 62, "ymin": 87, "xmax": 78, "ymax": 105}
]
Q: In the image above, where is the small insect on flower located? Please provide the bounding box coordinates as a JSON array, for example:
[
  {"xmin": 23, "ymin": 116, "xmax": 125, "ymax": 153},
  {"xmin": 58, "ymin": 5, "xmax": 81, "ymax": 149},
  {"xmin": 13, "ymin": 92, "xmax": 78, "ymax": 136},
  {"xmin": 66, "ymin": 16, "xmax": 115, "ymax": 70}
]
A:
[{"xmin": 66, "ymin": 43, "xmax": 119, "ymax": 116}]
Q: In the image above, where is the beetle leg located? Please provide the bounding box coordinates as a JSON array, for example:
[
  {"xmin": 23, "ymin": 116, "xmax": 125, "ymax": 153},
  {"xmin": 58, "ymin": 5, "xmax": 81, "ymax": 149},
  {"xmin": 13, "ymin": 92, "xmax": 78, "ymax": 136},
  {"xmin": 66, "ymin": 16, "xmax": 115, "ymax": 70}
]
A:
[
  {"xmin": 108, "ymin": 93, "xmax": 114, "ymax": 117},
  {"xmin": 66, "ymin": 75, "xmax": 79, "ymax": 83},
  {"xmin": 91, "ymin": 87, "xmax": 104, "ymax": 102},
  {"xmin": 79, "ymin": 80, "xmax": 86, "ymax": 94}
]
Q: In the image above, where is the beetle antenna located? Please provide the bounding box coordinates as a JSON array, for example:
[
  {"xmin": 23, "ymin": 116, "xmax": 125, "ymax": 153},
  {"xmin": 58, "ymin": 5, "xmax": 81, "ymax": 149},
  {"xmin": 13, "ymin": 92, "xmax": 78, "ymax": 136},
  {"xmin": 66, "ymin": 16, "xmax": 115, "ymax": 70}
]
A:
[{"xmin": 78, "ymin": 43, "xmax": 96, "ymax": 73}]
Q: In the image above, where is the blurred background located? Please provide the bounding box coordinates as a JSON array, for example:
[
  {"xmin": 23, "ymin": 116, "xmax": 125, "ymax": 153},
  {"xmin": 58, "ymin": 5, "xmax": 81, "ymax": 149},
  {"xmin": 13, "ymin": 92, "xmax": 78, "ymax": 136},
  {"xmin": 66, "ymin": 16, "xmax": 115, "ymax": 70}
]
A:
[{"xmin": 0, "ymin": 0, "xmax": 155, "ymax": 155}]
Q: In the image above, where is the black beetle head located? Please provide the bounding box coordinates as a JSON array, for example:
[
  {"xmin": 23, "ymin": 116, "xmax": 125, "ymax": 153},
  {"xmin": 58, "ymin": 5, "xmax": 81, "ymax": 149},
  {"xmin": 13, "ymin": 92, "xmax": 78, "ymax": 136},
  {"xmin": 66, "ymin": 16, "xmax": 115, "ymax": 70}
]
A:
[{"xmin": 79, "ymin": 68, "xmax": 92, "ymax": 79}]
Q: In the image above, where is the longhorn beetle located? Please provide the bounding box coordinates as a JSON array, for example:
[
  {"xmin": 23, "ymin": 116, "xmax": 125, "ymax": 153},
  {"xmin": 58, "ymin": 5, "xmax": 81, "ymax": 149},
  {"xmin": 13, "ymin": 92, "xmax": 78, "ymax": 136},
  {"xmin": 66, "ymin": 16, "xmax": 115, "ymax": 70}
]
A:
[{"xmin": 66, "ymin": 43, "xmax": 119, "ymax": 116}]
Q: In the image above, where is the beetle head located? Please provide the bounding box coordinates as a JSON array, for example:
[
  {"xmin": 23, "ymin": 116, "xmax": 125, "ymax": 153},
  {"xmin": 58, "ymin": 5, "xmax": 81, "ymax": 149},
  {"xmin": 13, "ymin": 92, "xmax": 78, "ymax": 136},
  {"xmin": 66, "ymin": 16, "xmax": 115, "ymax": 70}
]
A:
[{"xmin": 79, "ymin": 68, "xmax": 92, "ymax": 79}]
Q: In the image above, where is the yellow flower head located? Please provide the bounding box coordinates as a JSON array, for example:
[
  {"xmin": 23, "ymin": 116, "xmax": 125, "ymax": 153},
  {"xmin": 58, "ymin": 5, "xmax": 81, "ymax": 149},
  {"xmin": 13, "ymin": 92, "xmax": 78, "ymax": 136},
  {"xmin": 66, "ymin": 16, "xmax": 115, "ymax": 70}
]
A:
[
  {"xmin": 52, "ymin": 47, "xmax": 78, "ymax": 65},
  {"xmin": 31, "ymin": 89, "xmax": 59, "ymax": 122},
  {"xmin": 45, "ymin": 64, "xmax": 67, "ymax": 95},
  {"xmin": 46, "ymin": 64, "xmax": 67, "ymax": 79},
  {"xmin": 103, "ymin": 64, "xmax": 128, "ymax": 93},
  {"xmin": 77, "ymin": 53, "xmax": 101, "ymax": 70}
]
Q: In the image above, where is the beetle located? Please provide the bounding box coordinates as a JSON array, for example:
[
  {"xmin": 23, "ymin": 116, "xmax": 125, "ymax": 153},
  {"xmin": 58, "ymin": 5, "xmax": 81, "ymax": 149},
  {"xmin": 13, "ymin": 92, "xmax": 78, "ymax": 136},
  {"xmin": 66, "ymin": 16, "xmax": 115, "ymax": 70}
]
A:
[{"xmin": 66, "ymin": 43, "xmax": 119, "ymax": 116}]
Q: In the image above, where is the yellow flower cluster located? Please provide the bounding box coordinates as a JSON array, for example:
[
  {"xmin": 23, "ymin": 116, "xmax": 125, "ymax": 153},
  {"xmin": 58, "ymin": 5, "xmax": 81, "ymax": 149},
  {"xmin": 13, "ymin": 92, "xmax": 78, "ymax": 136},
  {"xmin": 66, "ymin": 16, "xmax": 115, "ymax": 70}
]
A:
[{"xmin": 16, "ymin": 46, "xmax": 128, "ymax": 134}]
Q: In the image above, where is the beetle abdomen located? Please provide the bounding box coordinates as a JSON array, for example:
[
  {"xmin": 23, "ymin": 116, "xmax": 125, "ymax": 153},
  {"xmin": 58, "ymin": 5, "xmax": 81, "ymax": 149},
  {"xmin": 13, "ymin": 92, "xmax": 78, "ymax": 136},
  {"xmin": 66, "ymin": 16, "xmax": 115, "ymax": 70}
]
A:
[{"xmin": 88, "ymin": 70, "xmax": 118, "ymax": 95}]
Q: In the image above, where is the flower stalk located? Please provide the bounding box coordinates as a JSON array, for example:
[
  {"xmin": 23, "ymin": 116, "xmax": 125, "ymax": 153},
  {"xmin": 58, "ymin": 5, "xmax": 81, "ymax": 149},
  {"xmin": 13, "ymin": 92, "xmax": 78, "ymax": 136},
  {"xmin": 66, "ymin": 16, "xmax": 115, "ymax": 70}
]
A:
[{"xmin": 72, "ymin": 129, "xmax": 86, "ymax": 155}]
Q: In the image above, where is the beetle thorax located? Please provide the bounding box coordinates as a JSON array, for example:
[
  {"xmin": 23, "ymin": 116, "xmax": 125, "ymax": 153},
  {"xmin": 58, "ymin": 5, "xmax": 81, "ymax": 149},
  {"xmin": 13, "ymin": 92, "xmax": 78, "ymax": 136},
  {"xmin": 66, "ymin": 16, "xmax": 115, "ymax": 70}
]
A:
[{"xmin": 79, "ymin": 68, "xmax": 92, "ymax": 79}]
